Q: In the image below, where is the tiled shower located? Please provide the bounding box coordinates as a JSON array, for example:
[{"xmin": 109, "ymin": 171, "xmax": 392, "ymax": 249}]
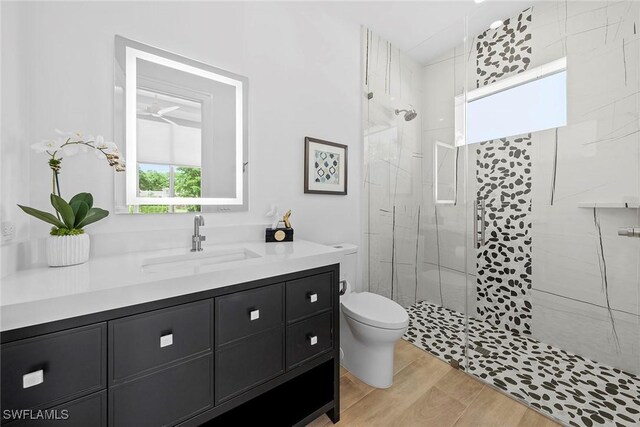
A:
[{"xmin": 362, "ymin": 2, "xmax": 640, "ymax": 426}]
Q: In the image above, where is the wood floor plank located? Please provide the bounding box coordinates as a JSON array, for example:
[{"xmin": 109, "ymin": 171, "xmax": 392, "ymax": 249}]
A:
[
  {"xmin": 433, "ymin": 368, "xmax": 485, "ymax": 406},
  {"xmin": 393, "ymin": 339, "xmax": 427, "ymax": 374},
  {"xmin": 340, "ymin": 365, "xmax": 348, "ymax": 377},
  {"xmin": 392, "ymin": 385, "xmax": 470, "ymax": 427},
  {"xmin": 453, "ymin": 387, "xmax": 528, "ymax": 427},
  {"xmin": 308, "ymin": 344, "xmax": 557, "ymax": 427},
  {"xmin": 336, "ymin": 356, "xmax": 452, "ymax": 426},
  {"xmin": 340, "ymin": 372, "xmax": 375, "ymax": 412},
  {"xmin": 517, "ymin": 409, "xmax": 562, "ymax": 427}
]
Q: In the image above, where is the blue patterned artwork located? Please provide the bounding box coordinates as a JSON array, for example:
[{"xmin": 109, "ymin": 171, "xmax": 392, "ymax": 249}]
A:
[
  {"xmin": 314, "ymin": 150, "xmax": 340, "ymax": 184},
  {"xmin": 305, "ymin": 136, "xmax": 347, "ymax": 194}
]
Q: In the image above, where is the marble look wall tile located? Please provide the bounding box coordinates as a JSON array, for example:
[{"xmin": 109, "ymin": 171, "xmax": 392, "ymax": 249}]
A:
[
  {"xmin": 532, "ymin": 289, "xmax": 640, "ymax": 375},
  {"xmin": 416, "ymin": 263, "xmax": 476, "ymax": 315},
  {"xmin": 419, "ymin": 44, "xmax": 474, "ymax": 313},
  {"xmin": 527, "ymin": 0, "xmax": 640, "ymax": 373},
  {"xmin": 462, "ymin": 0, "xmax": 639, "ymax": 371},
  {"xmin": 363, "ymin": 29, "xmax": 423, "ymax": 299},
  {"xmin": 368, "ymin": 1, "xmax": 640, "ymax": 379}
]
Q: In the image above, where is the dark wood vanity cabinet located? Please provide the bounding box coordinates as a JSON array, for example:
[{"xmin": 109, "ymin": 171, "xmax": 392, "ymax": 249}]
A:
[{"xmin": 0, "ymin": 264, "xmax": 340, "ymax": 427}]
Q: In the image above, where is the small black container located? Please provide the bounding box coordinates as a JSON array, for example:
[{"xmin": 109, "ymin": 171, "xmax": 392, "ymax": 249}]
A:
[{"xmin": 265, "ymin": 227, "xmax": 294, "ymax": 242}]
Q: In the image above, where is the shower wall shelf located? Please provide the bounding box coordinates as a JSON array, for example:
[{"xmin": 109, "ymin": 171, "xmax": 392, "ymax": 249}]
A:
[{"xmin": 578, "ymin": 202, "xmax": 640, "ymax": 208}]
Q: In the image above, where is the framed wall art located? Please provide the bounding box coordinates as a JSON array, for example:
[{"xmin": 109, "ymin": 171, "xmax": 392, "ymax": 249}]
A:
[{"xmin": 304, "ymin": 137, "xmax": 348, "ymax": 195}]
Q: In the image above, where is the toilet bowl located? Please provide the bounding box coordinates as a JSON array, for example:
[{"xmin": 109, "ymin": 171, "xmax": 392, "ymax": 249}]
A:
[
  {"xmin": 339, "ymin": 291, "xmax": 409, "ymax": 388},
  {"xmin": 333, "ymin": 243, "xmax": 409, "ymax": 388}
]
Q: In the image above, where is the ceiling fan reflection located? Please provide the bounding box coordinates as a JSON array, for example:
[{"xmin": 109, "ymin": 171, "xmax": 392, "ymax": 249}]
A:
[{"xmin": 138, "ymin": 99, "xmax": 180, "ymax": 126}]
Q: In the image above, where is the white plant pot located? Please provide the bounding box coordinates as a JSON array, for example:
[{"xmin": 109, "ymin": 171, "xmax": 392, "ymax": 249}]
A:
[{"xmin": 46, "ymin": 234, "xmax": 90, "ymax": 267}]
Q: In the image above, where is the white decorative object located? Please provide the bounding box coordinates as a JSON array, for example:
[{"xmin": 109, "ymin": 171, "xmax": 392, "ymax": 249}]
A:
[
  {"xmin": 265, "ymin": 205, "xmax": 282, "ymax": 230},
  {"xmin": 46, "ymin": 234, "xmax": 90, "ymax": 267}
]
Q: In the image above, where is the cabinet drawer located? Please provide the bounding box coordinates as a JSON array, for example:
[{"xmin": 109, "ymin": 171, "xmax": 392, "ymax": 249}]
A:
[
  {"xmin": 8, "ymin": 391, "xmax": 107, "ymax": 427},
  {"xmin": 109, "ymin": 354, "xmax": 213, "ymax": 427},
  {"xmin": 286, "ymin": 312, "xmax": 332, "ymax": 369},
  {"xmin": 286, "ymin": 273, "xmax": 333, "ymax": 322},
  {"xmin": 109, "ymin": 300, "xmax": 213, "ymax": 383},
  {"xmin": 216, "ymin": 284, "xmax": 283, "ymax": 346},
  {"xmin": 1, "ymin": 324, "xmax": 106, "ymax": 413},
  {"xmin": 215, "ymin": 328, "xmax": 284, "ymax": 403}
]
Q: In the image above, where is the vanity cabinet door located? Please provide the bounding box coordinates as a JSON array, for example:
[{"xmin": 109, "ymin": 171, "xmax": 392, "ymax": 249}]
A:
[
  {"xmin": 109, "ymin": 354, "xmax": 213, "ymax": 427},
  {"xmin": 215, "ymin": 283, "xmax": 283, "ymax": 346},
  {"xmin": 0, "ymin": 323, "xmax": 106, "ymax": 414},
  {"xmin": 285, "ymin": 273, "xmax": 333, "ymax": 323},
  {"xmin": 286, "ymin": 312, "xmax": 333, "ymax": 369},
  {"xmin": 109, "ymin": 300, "xmax": 213, "ymax": 383},
  {"xmin": 215, "ymin": 328, "xmax": 284, "ymax": 404}
]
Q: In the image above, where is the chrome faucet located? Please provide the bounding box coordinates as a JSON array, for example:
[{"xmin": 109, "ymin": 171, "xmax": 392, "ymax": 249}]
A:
[{"xmin": 191, "ymin": 215, "xmax": 206, "ymax": 252}]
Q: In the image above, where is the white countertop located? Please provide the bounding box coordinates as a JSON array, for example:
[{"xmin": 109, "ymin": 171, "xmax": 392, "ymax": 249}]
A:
[{"xmin": 0, "ymin": 240, "xmax": 345, "ymax": 332}]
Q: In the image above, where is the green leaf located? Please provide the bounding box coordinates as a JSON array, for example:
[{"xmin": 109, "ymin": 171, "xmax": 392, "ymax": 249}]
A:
[
  {"xmin": 76, "ymin": 207, "xmax": 109, "ymax": 229},
  {"xmin": 17, "ymin": 205, "xmax": 66, "ymax": 228},
  {"xmin": 69, "ymin": 192, "xmax": 93, "ymax": 209},
  {"xmin": 70, "ymin": 201, "xmax": 90, "ymax": 228},
  {"xmin": 50, "ymin": 193, "xmax": 75, "ymax": 229}
]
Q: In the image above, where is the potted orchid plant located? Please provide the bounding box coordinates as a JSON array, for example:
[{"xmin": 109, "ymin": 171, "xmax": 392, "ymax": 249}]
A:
[{"xmin": 18, "ymin": 130, "xmax": 125, "ymax": 267}]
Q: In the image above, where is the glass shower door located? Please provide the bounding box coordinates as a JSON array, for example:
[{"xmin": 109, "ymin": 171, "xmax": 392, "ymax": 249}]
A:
[{"xmin": 464, "ymin": 2, "xmax": 640, "ymax": 426}]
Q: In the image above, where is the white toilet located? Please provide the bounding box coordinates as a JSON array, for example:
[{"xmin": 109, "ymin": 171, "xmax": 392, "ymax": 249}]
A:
[{"xmin": 335, "ymin": 244, "xmax": 409, "ymax": 389}]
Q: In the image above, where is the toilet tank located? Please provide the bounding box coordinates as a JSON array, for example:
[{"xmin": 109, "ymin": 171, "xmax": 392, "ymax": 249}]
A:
[{"xmin": 334, "ymin": 243, "xmax": 358, "ymax": 289}]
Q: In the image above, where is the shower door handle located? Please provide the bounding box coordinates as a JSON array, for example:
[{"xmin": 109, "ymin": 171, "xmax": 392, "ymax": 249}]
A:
[
  {"xmin": 474, "ymin": 199, "xmax": 486, "ymax": 249},
  {"xmin": 480, "ymin": 199, "xmax": 486, "ymax": 246},
  {"xmin": 618, "ymin": 227, "xmax": 640, "ymax": 238}
]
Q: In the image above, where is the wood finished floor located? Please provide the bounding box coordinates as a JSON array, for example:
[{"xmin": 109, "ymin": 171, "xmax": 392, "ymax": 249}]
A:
[{"xmin": 307, "ymin": 340, "xmax": 561, "ymax": 427}]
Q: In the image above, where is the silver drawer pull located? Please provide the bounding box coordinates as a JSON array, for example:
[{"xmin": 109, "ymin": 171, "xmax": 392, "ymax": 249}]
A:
[
  {"xmin": 308, "ymin": 293, "xmax": 318, "ymax": 303},
  {"xmin": 160, "ymin": 333, "xmax": 173, "ymax": 348},
  {"xmin": 308, "ymin": 335, "xmax": 318, "ymax": 346},
  {"xmin": 250, "ymin": 309, "xmax": 260, "ymax": 321},
  {"xmin": 23, "ymin": 370, "xmax": 44, "ymax": 389}
]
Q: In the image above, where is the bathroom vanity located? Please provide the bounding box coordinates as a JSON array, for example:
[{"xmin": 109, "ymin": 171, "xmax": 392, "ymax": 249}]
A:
[{"xmin": 0, "ymin": 240, "xmax": 342, "ymax": 426}]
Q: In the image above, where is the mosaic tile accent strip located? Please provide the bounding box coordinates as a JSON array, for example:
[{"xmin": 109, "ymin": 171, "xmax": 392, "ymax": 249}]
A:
[
  {"xmin": 475, "ymin": 7, "xmax": 534, "ymax": 335},
  {"xmin": 476, "ymin": 135, "xmax": 533, "ymax": 335},
  {"xmin": 476, "ymin": 7, "xmax": 532, "ymax": 88},
  {"xmin": 403, "ymin": 300, "xmax": 640, "ymax": 427},
  {"xmin": 314, "ymin": 150, "xmax": 340, "ymax": 184}
]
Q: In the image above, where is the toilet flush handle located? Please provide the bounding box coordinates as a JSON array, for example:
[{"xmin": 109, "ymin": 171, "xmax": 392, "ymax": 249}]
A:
[{"xmin": 339, "ymin": 280, "xmax": 347, "ymax": 295}]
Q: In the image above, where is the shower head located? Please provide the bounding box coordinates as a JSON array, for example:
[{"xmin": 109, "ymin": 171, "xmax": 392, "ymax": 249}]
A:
[{"xmin": 395, "ymin": 107, "xmax": 418, "ymax": 122}]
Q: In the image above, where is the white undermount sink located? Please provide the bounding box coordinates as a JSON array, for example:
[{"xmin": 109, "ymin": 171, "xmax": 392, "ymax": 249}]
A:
[{"xmin": 142, "ymin": 247, "xmax": 261, "ymax": 273}]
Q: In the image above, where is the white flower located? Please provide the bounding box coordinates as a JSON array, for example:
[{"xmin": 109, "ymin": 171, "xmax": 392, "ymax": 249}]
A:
[
  {"xmin": 94, "ymin": 135, "xmax": 118, "ymax": 157},
  {"xmin": 30, "ymin": 139, "xmax": 63, "ymax": 153},
  {"xmin": 62, "ymin": 144, "xmax": 82, "ymax": 156},
  {"xmin": 55, "ymin": 129, "xmax": 87, "ymax": 143}
]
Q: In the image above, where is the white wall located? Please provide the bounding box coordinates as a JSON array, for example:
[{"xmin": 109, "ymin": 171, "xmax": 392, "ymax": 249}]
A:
[{"xmin": 1, "ymin": 2, "xmax": 362, "ymax": 276}]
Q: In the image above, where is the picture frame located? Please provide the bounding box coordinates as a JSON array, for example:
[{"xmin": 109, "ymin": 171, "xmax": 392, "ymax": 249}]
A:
[{"xmin": 304, "ymin": 137, "xmax": 348, "ymax": 195}]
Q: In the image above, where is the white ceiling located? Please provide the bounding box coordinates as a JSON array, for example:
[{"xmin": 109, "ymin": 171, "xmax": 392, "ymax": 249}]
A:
[{"xmin": 333, "ymin": 0, "xmax": 536, "ymax": 64}]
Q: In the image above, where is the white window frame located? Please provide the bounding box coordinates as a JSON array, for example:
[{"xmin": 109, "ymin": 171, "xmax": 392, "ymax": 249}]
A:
[{"xmin": 456, "ymin": 57, "xmax": 567, "ymax": 146}]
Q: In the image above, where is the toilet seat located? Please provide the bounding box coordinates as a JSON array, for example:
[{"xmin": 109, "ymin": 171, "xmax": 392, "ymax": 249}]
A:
[{"xmin": 341, "ymin": 292, "xmax": 409, "ymax": 330}]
